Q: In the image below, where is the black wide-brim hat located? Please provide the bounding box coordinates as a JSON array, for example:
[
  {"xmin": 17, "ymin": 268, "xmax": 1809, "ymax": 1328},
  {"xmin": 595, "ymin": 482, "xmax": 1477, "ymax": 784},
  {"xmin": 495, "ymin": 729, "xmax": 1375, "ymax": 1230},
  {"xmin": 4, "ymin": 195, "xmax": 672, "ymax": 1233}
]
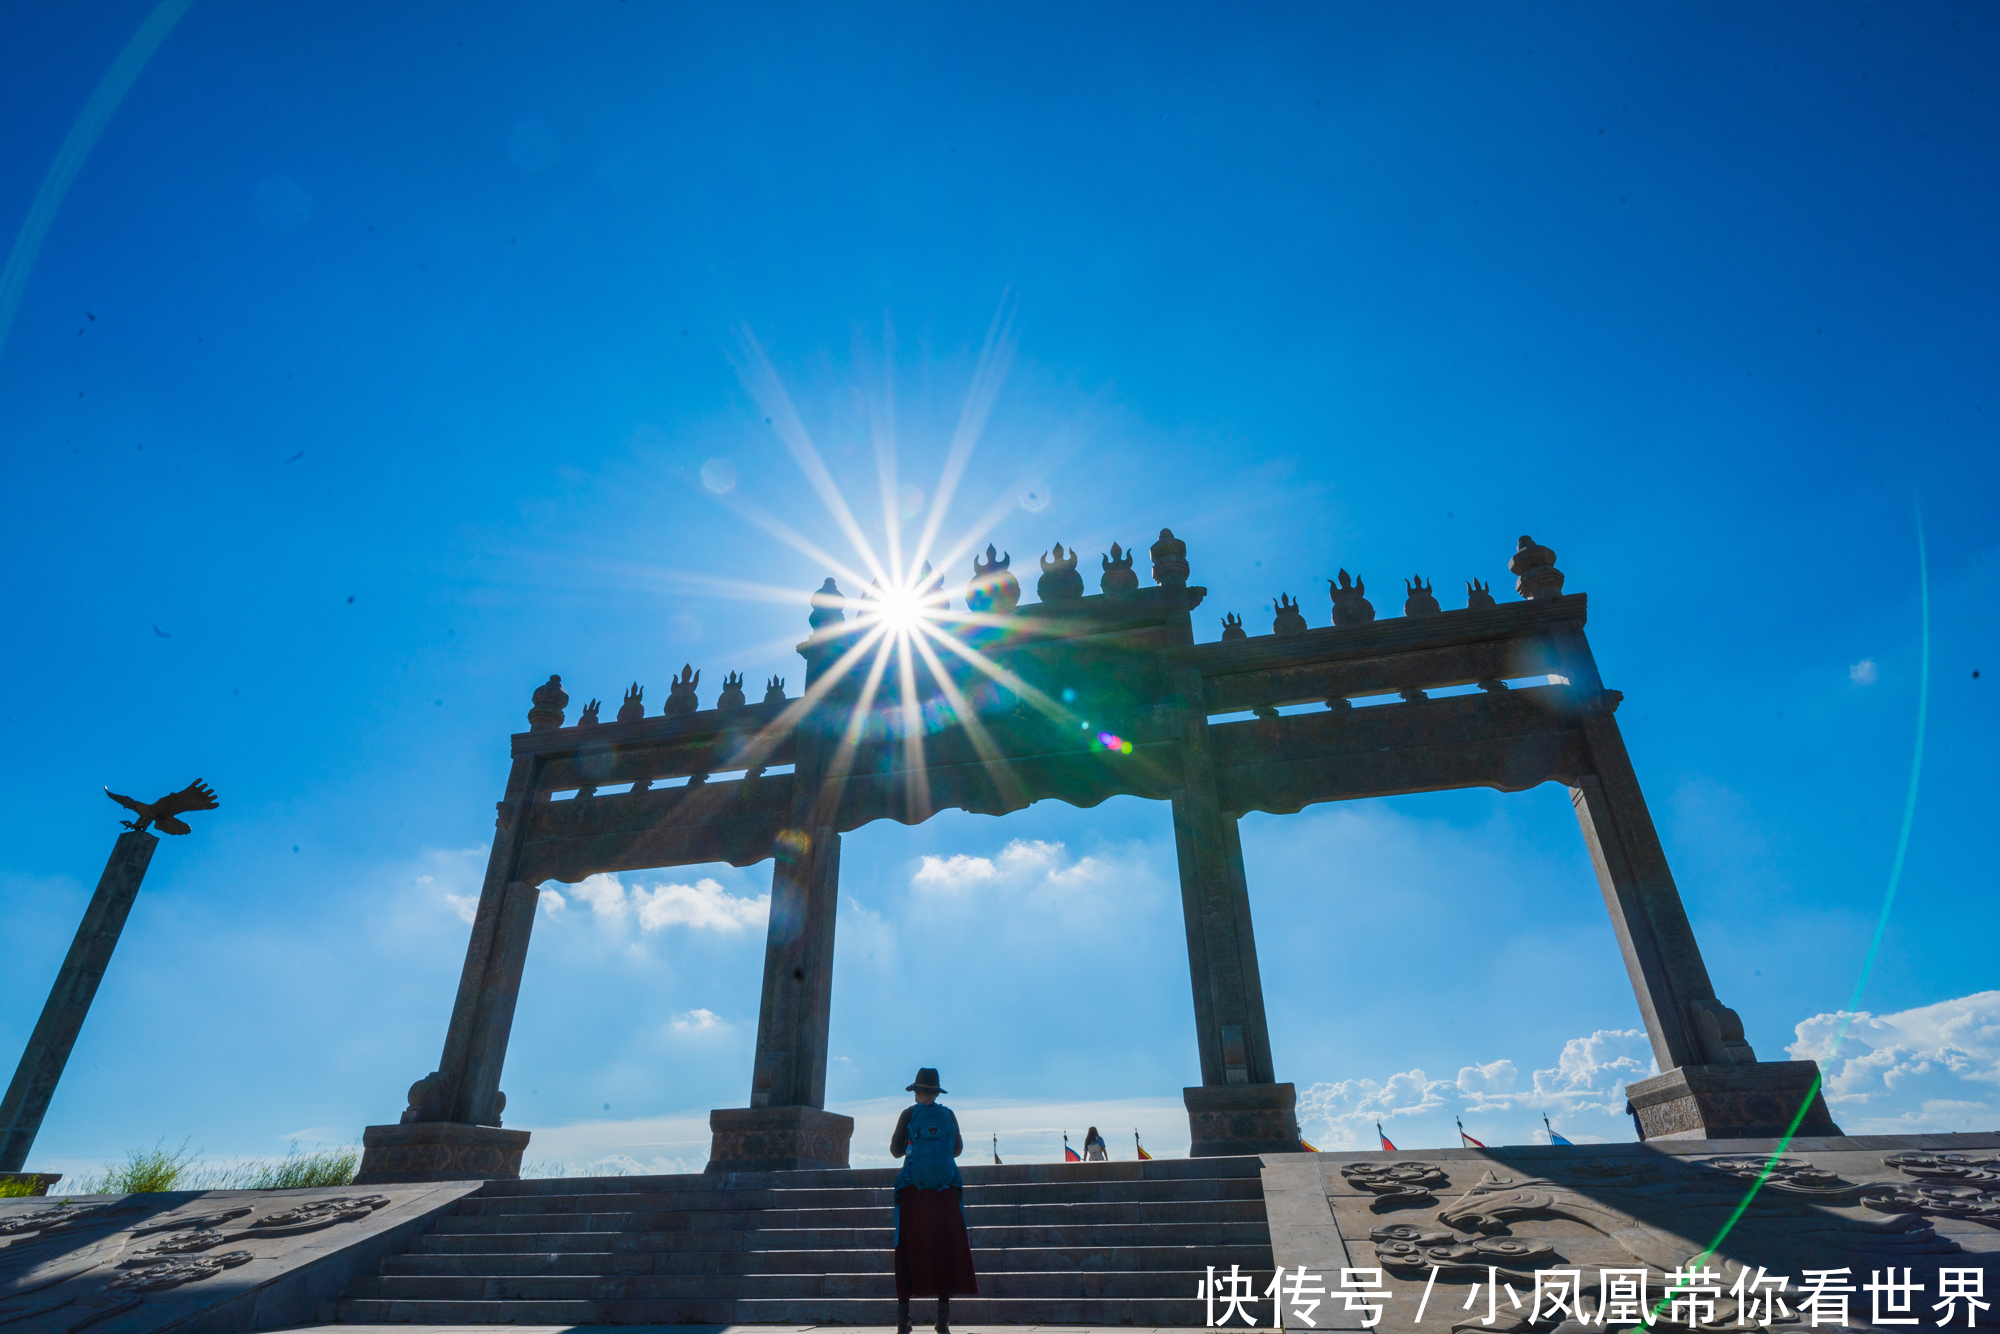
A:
[{"xmin": 906, "ymin": 1067, "xmax": 946, "ymax": 1093}]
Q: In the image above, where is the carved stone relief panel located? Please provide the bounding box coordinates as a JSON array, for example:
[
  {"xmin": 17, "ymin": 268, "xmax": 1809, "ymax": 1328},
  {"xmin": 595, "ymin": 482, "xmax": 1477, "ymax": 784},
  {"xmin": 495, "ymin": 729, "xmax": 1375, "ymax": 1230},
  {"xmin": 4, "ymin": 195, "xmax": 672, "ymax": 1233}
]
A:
[{"xmin": 1307, "ymin": 1139, "xmax": 2000, "ymax": 1334}]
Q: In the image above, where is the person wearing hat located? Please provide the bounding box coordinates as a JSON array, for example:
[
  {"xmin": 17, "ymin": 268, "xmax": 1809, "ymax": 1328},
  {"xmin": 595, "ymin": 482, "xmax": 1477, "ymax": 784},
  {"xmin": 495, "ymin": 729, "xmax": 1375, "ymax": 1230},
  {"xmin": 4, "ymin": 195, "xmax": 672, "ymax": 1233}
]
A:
[{"xmin": 889, "ymin": 1066, "xmax": 977, "ymax": 1333}]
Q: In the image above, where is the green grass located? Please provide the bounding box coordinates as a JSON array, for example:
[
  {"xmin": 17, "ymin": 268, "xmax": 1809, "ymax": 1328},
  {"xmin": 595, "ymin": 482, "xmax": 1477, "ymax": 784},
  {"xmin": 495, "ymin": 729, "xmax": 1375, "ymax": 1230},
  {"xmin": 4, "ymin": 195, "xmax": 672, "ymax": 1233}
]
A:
[
  {"xmin": 231, "ymin": 1143, "xmax": 358, "ymax": 1189},
  {"xmin": 66, "ymin": 1138, "xmax": 200, "ymax": 1194},
  {"xmin": 56, "ymin": 1140, "xmax": 359, "ymax": 1195},
  {"xmin": 0, "ymin": 1177, "xmax": 45, "ymax": 1198}
]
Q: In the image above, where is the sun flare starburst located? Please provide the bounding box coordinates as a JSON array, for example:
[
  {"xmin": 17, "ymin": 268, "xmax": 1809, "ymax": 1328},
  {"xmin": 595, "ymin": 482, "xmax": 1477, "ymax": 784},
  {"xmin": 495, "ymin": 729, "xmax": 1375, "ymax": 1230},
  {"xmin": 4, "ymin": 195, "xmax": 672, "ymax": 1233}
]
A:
[{"xmin": 610, "ymin": 310, "xmax": 1134, "ymax": 823}]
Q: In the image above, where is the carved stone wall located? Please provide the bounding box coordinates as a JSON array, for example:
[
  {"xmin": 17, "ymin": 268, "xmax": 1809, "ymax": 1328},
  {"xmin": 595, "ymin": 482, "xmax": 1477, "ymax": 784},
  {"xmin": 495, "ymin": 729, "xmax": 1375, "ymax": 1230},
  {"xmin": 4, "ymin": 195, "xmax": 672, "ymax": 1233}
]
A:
[
  {"xmin": 0, "ymin": 1181, "xmax": 479, "ymax": 1334},
  {"xmin": 1262, "ymin": 1132, "xmax": 2000, "ymax": 1334}
]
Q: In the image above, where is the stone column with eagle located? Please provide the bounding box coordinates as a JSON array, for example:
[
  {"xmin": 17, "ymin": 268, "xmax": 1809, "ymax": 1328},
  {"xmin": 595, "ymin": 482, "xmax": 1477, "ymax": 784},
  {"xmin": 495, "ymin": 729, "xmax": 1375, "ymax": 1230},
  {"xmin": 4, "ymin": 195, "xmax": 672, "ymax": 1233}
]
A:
[{"xmin": 0, "ymin": 780, "xmax": 218, "ymax": 1184}]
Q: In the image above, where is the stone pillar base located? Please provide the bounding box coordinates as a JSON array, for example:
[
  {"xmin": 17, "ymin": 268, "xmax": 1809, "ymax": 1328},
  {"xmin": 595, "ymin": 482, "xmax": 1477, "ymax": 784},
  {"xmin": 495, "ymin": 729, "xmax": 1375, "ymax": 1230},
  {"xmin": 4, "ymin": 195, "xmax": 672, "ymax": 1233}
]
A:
[
  {"xmin": 353, "ymin": 1121, "xmax": 531, "ymax": 1184},
  {"xmin": 1625, "ymin": 1060, "xmax": 1841, "ymax": 1140},
  {"xmin": 0, "ymin": 1172, "xmax": 59, "ymax": 1195},
  {"xmin": 1185, "ymin": 1083, "xmax": 1305, "ymax": 1157},
  {"xmin": 707, "ymin": 1106, "xmax": 854, "ymax": 1173}
]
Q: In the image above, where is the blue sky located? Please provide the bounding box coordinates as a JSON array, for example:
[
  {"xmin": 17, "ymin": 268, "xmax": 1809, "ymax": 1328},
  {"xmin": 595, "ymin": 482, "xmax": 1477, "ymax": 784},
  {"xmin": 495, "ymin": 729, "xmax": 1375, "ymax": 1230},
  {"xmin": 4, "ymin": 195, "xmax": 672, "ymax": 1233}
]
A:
[{"xmin": 2, "ymin": 2, "xmax": 1996, "ymax": 1178}]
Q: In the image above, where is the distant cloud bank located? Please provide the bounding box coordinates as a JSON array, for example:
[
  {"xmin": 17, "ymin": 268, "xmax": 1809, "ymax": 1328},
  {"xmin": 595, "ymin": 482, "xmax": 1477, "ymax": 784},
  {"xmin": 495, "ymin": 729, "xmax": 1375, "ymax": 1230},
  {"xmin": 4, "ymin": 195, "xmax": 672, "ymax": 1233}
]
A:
[
  {"xmin": 1297, "ymin": 1028, "xmax": 1655, "ymax": 1149},
  {"xmin": 1789, "ymin": 989, "xmax": 2000, "ymax": 1134}
]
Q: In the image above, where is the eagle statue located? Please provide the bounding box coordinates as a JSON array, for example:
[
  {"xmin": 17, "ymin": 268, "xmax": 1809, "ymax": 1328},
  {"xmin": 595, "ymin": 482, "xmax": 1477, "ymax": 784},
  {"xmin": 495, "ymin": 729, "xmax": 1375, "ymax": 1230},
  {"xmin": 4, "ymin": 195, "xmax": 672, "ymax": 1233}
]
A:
[{"xmin": 104, "ymin": 778, "xmax": 220, "ymax": 835}]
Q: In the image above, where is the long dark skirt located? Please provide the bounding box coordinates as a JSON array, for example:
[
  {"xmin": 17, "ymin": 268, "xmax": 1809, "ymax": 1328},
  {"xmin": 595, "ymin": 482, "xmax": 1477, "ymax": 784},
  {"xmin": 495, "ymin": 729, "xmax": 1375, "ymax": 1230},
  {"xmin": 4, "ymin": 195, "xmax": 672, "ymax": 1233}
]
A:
[{"xmin": 894, "ymin": 1185, "xmax": 978, "ymax": 1299}]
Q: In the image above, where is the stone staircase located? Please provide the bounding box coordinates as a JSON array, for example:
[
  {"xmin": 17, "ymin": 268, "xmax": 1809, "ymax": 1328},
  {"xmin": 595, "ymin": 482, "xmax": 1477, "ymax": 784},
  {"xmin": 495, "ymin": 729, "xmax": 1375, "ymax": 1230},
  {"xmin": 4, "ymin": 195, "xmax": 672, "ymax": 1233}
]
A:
[{"xmin": 337, "ymin": 1156, "xmax": 1272, "ymax": 1325}]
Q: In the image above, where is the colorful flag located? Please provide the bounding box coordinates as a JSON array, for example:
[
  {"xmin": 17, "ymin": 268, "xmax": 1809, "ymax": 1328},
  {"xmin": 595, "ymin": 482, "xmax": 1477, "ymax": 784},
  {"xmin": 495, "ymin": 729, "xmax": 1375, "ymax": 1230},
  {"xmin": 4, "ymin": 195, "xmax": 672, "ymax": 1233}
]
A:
[
  {"xmin": 1457, "ymin": 1118, "xmax": 1486, "ymax": 1150},
  {"xmin": 1377, "ymin": 1121, "xmax": 1397, "ymax": 1153},
  {"xmin": 992, "ymin": 1133, "xmax": 1002, "ymax": 1165},
  {"xmin": 1298, "ymin": 1137, "xmax": 1319, "ymax": 1153},
  {"xmin": 1543, "ymin": 1114, "xmax": 1572, "ymax": 1146},
  {"xmin": 1064, "ymin": 1133, "xmax": 1081, "ymax": 1163},
  {"xmin": 1134, "ymin": 1130, "xmax": 1153, "ymax": 1161}
]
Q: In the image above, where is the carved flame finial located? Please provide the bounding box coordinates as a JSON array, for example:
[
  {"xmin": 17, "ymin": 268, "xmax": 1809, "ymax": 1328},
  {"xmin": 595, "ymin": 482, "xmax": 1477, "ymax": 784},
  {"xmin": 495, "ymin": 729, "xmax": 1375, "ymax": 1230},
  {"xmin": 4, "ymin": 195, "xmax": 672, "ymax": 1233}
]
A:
[
  {"xmin": 763, "ymin": 676, "xmax": 788, "ymax": 706},
  {"xmin": 1221, "ymin": 612, "xmax": 1247, "ymax": 642},
  {"xmin": 579, "ymin": 698, "xmax": 601, "ymax": 726},
  {"xmin": 1508, "ymin": 536, "xmax": 1565, "ymax": 600},
  {"xmin": 1037, "ymin": 544, "xmax": 1084, "ymax": 601},
  {"xmin": 665, "ymin": 664, "xmax": 700, "ymax": 716},
  {"xmin": 1328, "ymin": 569, "xmax": 1375, "ymax": 627},
  {"xmin": 1100, "ymin": 542, "xmax": 1138, "ymax": 595},
  {"xmin": 618, "ymin": 682, "xmax": 645, "ymax": 722},
  {"xmin": 809, "ymin": 578, "xmax": 846, "ymax": 631},
  {"xmin": 1465, "ymin": 577, "xmax": 1496, "ymax": 610},
  {"xmin": 1273, "ymin": 593, "xmax": 1307, "ymax": 636},
  {"xmin": 717, "ymin": 671, "xmax": 747, "ymax": 711},
  {"xmin": 528, "ymin": 674, "xmax": 568, "ymax": 731},
  {"xmin": 1150, "ymin": 528, "xmax": 1189, "ymax": 588},
  {"xmin": 1403, "ymin": 575, "xmax": 1440, "ymax": 616},
  {"xmin": 967, "ymin": 545, "xmax": 1019, "ymax": 614}
]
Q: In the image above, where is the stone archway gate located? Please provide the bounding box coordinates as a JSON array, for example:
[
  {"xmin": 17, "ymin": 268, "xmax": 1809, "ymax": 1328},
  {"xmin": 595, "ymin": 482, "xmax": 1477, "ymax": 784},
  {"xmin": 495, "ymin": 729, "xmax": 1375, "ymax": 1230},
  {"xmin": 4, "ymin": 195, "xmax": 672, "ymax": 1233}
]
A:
[{"xmin": 354, "ymin": 530, "xmax": 1836, "ymax": 1184}]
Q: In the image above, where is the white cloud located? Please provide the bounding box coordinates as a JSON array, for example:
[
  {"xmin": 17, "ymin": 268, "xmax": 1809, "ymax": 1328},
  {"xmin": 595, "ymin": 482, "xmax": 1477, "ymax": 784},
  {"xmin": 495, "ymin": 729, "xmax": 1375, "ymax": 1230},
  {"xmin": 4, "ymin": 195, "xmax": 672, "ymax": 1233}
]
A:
[
  {"xmin": 1298, "ymin": 1029, "xmax": 1655, "ymax": 1149},
  {"xmin": 416, "ymin": 870, "xmax": 480, "ymax": 923},
  {"xmin": 913, "ymin": 852, "xmax": 1000, "ymax": 890},
  {"xmin": 998, "ymin": 839, "xmax": 1063, "ymax": 875},
  {"xmin": 1788, "ymin": 990, "xmax": 2000, "ymax": 1134},
  {"xmin": 552, "ymin": 872, "xmax": 768, "ymax": 932},
  {"xmin": 1850, "ymin": 658, "xmax": 1879, "ymax": 685},
  {"xmin": 1523, "ymin": 1029, "xmax": 1656, "ymax": 1112},
  {"xmin": 1297, "ymin": 1069, "xmax": 1453, "ymax": 1149},
  {"xmin": 633, "ymin": 879, "xmax": 768, "ymax": 931},
  {"xmin": 670, "ymin": 1007, "xmax": 721, "ymax": 1032},
  {"xmin": 1457, "ymin": 1058, "xmax": 1517, "ymax": 1097},
  {"xmin": 539, "ymin": 887, "xmax": 567, "ymax": 916},
  {"xmin": 911, "ymin": 838, "xmax": 1106, "ymax": 893},
  {"xmin": 569, "ymin": 873, "xmax": 629, "ymax": 921}
]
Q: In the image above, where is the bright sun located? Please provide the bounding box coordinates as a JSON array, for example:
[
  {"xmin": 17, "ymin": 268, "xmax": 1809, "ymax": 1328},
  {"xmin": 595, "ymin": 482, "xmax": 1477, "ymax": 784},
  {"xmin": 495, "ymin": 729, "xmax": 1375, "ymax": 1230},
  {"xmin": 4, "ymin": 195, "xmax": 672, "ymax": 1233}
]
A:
[{"xmin": 869, "ymin": 583, "xmax": 928, "ymax": 633}]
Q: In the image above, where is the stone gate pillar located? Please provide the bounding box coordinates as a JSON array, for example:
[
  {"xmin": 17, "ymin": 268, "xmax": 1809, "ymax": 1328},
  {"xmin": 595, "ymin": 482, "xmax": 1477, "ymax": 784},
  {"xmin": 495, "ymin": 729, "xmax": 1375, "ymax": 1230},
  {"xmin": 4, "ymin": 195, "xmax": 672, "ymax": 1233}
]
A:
[
  {"xmin": 707, "ymin": 601, "xmax": 854, "ymax": 1173},
  {"xmin": 1170, "ymin": 665, "xmax": 1303, "ymax": 1156},
  {"xmin": 354, "ymin": 680, "xmax": 567, "ymax": 1184},
  {"xmin": 1547, "ymin": 619, "xmax": 1839, "ymax": 1141}
]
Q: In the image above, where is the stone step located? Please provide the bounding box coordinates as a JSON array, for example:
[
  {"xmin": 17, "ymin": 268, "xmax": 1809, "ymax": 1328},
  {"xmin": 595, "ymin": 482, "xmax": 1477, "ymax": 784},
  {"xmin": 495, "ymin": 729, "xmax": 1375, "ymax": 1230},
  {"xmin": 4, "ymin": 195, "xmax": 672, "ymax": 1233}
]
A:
[
  {"xmin": 380, "ymin": 1242, "xmax": 1274, "ymax": 1278},
  {"xmin": 349, "ymin": 1267, "xmax": 1255, "ymax": 1301},
  {"xmin": 452, "ymin": 1175, "xmax": 1264, "ymax": 1214},
  {"xmin": 429, "ymin": 1198, "xmax": 1266, "ymax": 1232},
  {"xmin": 478, "ymin": 1155, "xmax": 1266, "ymax": 1197},
  {"xmin": 414, "ymin": 1219, "xmax": 1271, "ymax": 1251},
  {"xmin": 336, "ymin": 1294, "xmax": 1216, "ymax": 1325}
]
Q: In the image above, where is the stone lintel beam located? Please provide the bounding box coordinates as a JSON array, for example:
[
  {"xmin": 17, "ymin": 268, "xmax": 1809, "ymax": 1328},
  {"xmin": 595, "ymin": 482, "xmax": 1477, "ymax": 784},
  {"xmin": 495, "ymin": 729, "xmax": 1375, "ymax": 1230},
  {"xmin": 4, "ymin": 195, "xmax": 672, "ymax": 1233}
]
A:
[
  {"xmin": 531, "ymin": 728, "xmax": 798, "ymax": 793},
  {"xmin": 1199, "ymin": 634, "xmax": 1565, "ymax": 714},
  {"xmin": 1209, "ymin": 685, "xmax": 1589, "ymax": 814}
]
